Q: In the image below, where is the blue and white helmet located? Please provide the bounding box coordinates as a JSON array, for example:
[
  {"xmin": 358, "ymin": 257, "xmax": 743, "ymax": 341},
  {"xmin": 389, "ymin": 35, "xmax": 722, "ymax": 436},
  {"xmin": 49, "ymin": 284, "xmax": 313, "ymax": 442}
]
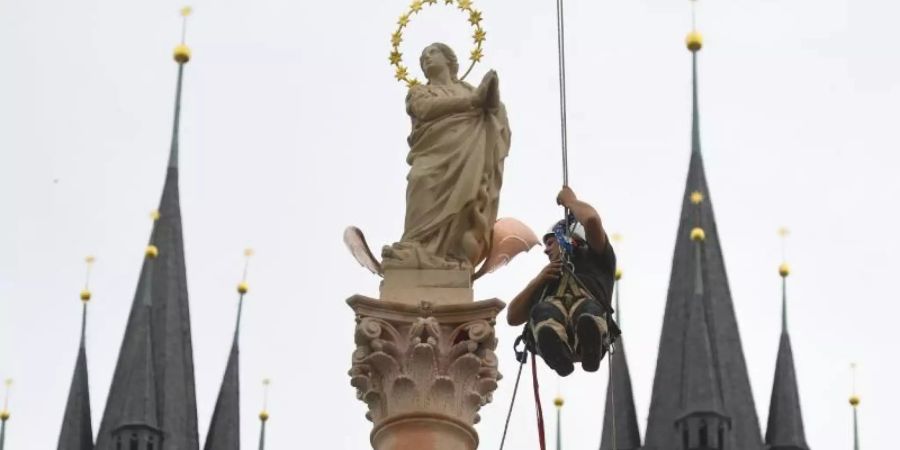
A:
[{"xmin": 544, "ymin": 218, "xmax": 586, "ymax": 255}]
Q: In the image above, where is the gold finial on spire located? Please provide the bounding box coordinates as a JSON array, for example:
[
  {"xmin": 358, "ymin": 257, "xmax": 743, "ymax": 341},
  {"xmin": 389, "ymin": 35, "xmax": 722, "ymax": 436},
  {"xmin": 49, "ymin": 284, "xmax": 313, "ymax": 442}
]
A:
[
  {"xmin": 553, "ymin": 395, "xmax": 564, "ymax": 408},
  {"xmin": 238, "ymin": 247, "xmax": 253, "ymax": 294},
  {"xmin": 690, "ymin": 191, "xmax": 704, "ymax": 205},
  {"xmin": 686, "ymin": 0, "xmax": 703, "ymax": 51},
  {"xmin": 80, "ymin": 255, "xmax": 95, "ymax": 302},
  {"xmin": 778, "ymin": 227, "xmax": 791, "ymax": 277},
  {"xmin": 849, "ymin": 363, "xmax": 860, "ymax": 407},
  {"xmin": 259, "ymin": 378, "xmax": 271, "ymax": 421},
  {"xmin": 1, "ymin": 378, "xmax": 12, "ymax": 421},
  {"xmin": 174, "ymin": 6, "xmax": 193, "ymax": 63},
  {"xmin": 690, "ymin": 227, "xmax": 706, "ymax": 242},
  {"xmin": 146, "ymin": 211, "xmax": 160, "ymax": 259}
]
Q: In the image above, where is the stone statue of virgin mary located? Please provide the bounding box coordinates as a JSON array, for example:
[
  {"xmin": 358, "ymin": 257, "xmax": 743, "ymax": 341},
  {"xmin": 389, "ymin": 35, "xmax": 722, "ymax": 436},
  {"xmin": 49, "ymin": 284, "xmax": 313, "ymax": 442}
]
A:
[{"xmin": 382, "ymin": 42, "xmax": 511, "ymax": 271}]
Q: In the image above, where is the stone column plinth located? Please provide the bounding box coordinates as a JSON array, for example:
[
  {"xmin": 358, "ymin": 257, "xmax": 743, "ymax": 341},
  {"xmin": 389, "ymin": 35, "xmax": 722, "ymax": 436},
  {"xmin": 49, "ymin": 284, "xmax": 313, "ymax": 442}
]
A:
[{"xmin": 348, "ymin": 295, "xmax": 504, "ymax": 450}]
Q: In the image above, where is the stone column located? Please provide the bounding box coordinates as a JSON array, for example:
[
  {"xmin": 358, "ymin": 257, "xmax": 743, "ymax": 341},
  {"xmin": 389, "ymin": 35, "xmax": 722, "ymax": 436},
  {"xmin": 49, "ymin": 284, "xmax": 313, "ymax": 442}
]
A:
[{"xmin": 348, "ymin": 270, "xmax": 504, "ymax": 450}]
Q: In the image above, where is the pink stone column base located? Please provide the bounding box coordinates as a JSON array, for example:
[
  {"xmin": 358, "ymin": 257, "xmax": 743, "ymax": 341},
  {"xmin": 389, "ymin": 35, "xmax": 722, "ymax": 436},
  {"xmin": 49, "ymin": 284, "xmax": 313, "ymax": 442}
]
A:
[{"xmin": 372, "ymin": 413, "xmax": 477, "ymax": 450}]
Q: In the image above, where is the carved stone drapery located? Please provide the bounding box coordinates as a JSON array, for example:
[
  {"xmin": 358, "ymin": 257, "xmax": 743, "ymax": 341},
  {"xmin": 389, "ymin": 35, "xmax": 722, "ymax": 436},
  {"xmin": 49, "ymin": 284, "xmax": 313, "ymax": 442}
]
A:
[{"xmin": 348, "ymin": 295, "xmax": 505, "ymax": 450}]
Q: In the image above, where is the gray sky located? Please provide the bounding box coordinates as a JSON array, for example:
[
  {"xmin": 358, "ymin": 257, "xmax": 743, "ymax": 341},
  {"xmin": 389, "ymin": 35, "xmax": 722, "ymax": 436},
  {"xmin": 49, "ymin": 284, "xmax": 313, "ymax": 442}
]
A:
[{"xmin": 1, "ymin": 0, "xmax": 897, "ymax": 448}]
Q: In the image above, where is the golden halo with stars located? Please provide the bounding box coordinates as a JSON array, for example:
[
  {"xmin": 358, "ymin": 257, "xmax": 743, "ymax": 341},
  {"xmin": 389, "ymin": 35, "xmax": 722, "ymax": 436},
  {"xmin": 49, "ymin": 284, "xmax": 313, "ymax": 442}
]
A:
[{"xmin": 390, "ymin": 0, "xmax": 486, "ymax": 88}]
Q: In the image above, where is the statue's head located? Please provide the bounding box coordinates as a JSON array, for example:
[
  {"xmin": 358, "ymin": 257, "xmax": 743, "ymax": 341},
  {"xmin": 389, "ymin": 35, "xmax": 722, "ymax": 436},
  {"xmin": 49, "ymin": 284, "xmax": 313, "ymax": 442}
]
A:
[{"xmin": 420, "ymin": 43, "xmax": 459, "ymax": 83}]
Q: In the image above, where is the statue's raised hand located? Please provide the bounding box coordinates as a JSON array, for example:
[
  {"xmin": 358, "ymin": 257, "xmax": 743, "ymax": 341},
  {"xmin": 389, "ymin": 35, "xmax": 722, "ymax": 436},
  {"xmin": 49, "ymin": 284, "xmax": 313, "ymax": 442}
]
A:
[{"xmin": 476, "ymin": 70, "xmax": 499, "ymax": 110}]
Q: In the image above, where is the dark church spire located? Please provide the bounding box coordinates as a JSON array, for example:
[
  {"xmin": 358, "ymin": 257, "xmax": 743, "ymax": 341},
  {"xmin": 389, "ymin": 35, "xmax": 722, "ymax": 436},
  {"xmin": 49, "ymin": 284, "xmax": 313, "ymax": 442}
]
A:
[
  {"xmin": 257, "ymin": 379, "xmax": 271, "ymax": 450},
  {"xmin": 1, "ymin": 379, "xmax": 12, "ymax": 450},
  {"xmin": 643, "ymin": 6, "xmax": 764, "ymax": 449},
  {"xmin": 675, "ymin": 223, "xmax": 731, "ymax": 449},
  {"xmin": 94, "ymin": 9, "xmax": 199, "ymax": 449},
  {"xmin": 849, "ymin": 364, "xmax": 861, "ymax": 450},
  {"xmin": 204, "ymin": 249, "xmax": 254, "ymax": 450},
  {"xmin": 765, "ymin": 238, "xmax": 810, "ymax": 450},
  {"xmin": 600, "ymin": 265, "xmax": 641, "ymax": 450},
  {"xmin": 57, "ymin": 257, "xmax": 96, "ymax": 450}
]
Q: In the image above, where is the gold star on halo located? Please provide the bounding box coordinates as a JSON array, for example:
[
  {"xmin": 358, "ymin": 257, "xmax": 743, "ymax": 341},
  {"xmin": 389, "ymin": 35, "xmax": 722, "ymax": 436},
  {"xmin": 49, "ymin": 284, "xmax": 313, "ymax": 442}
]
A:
[
  {"xmin": 391, "ymin": 31, "xmax": 403, "ymax": 46},
  {"xmin": 468, "ymin": 9, "xmax": 482, "ymax": 25},
  {"xmin": 445, "ymin": 0, "xmax": 453, "ymax": 4},
  {"xmin": 470, "ymin": 48, "xmax": 483, "ymax": 62},
  {"xmin": 410, "ymin": 0, "xmax": 424, "ymax": 12},
  {"xmin": 389, "ymin": 50, "xmax": 403, "ymax": 65},
  {"xmin": 458, "ymin": 0, "xmax": 472, "ymax": 10},
  {"xmin": 398, "ymin": 14, "xmax": 410, "ymax": 26},
  {"xmin": 406, "ymin": 78, "xmax": 421, "ymax": 88},
  {"xmin": 612, "ymin": 233, "xmax": 624, "ymax": 243},
  {"xmin": 395, "ymin": 65, "xmax": 409, "ymax": 81},
  {"xmin": 690, "ymin": 191, "xmax": 704, "ymax": 204},
  {"xmin": 473, "ymin": 28, "xmax": 486, "ymax": 44},
  {"xmin": 425, "ymin": 0, "xmax": 437, "ymax": 4}
]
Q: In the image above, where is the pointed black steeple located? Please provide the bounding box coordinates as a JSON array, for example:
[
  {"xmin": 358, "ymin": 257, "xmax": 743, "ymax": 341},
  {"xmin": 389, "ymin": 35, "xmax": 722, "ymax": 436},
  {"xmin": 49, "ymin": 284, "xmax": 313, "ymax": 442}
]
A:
[
  {"xmin": 58, "ymin": 262, "xmax": 95, "ymax": 450},
  {"xmin": 204, "ymin": 251, "xmax": 253, "ymax": 450},
  {"xmin": 108, "ymin": 245, "xmax": 163, "ymax": 450},
  {"xmin": 600, "ymin": 271, "xmax": 641, "ymax": 450},
  {"xmin": 764, "ymin": 262, "xmax": 809, "ymax": 450},
  {"xmin": 95, "ymin": 12, "xmax": 199, "ymax": 449},
  {"xmin": 257, "ymin": 380, "xmax": 271, "ymax": 450},
  {"xmin": 1, "ymin": 379, "xmax": 12, "ymax": 450},
  {"xmin": 643, "ymin": 26, "xmax": 764, "ymax": 450},
  {"xmin": 674, "ymin": 230, "xmax": 731, "ymax": 449}
]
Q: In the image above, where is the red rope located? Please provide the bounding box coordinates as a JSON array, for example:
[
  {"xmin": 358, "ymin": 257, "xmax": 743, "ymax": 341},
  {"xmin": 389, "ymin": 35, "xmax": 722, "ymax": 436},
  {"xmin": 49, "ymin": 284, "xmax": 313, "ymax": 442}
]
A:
[{"xmin": 531, "ymin": 354, "xmax": 547, "ymax": 450}]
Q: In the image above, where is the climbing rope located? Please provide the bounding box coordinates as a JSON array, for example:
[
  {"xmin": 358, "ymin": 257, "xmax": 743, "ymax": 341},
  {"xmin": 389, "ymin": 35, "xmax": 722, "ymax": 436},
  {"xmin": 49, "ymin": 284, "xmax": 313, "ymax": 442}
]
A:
[
  {"xmin": 606, "ymin": 312, "xmax": 618, "ymax": 450},
  {"xmin": 499, "ymin": 337, "xmax": 528, "ymax": 450},
  {"xmin": 555, "ymin": 0, "xmax": 570, "ymax": 189},
  {"xmin": 532, "ymin": 353, "xmax": 548, "ymax": 450}
]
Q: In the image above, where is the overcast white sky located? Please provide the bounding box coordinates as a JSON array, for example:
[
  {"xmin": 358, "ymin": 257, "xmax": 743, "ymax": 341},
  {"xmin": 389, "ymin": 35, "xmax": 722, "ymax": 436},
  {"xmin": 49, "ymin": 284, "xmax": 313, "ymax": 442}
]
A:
[{"xmin": 2, "ymin": 0, "xmax": 898, "ymax": 448}]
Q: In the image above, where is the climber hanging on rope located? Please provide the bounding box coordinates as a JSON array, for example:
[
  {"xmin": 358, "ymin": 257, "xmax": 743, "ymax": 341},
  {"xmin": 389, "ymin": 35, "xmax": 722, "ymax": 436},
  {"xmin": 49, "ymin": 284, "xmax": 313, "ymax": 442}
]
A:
[{"xmin": 507, "ymin": 186, "xmax": 619, "ymax": 377}]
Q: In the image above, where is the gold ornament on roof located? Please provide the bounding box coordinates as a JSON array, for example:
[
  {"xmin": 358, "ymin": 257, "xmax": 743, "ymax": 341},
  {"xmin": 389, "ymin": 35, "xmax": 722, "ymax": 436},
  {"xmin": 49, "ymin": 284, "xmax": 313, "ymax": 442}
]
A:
[
  {"xmin": 779, "ymin": 262, "xmax": 791, "ymax": 278},
  {"xmin": 554, "ymin": 396, "xmax": 564, "ymax": 407},
  {"xmin": 389, "ymin": 0, "xmax": 486, "ymax": 87},
  {"xmin": 145, "ymin": 244, "xmax": 159, "ymax": 259},
  {"xmin": 690, "ymin": 227, "xmax": 706, "ymax": 242},
  {"xmin": 686, "ymin": 31, "xmax": 703, "ymax": 51},
  {"xmin": 1, "ymin": 378, "xmax": 11, "ymax": 421},
  {"xmin": 615, "ymin": 267, "xmax": 623, "ymax": 281},
  {"xmin": 690, "ymin": 191, "xmax": 704, "ymax": 204},
  {"xmin": 81, "ymin": 255, "xmax": 95, "ymax": 302},
  {"xmin": 174, "ymin": 6, "xmax": 193, "ymax": 63}
]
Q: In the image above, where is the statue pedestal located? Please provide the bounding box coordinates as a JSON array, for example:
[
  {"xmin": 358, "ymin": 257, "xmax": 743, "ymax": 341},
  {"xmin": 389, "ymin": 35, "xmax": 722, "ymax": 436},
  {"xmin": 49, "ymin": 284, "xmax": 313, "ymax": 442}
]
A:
[
  {"xmin": 380, "ymin": 269, "xmax": 473, "ymax": 306},
  {"xmin": 348, "ymin": 295, "xmax": 504, "ymax": 450}
]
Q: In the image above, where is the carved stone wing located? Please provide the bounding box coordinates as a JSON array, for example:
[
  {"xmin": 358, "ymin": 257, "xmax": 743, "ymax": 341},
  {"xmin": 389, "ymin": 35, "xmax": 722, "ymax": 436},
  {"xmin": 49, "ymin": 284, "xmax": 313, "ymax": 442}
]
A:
[
  {"xmin": 343, "ymin": 226, "xmax": 384, "ymax": 277},
  {"xmin": 473, "ymin": 217, "xmax": 539, "ymax": 281}
]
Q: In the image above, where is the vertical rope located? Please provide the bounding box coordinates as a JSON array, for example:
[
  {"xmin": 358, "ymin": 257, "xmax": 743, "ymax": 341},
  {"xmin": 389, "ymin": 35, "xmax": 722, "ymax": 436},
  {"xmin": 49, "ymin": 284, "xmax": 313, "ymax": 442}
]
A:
[
  {"xmin": 555, "ymin": 0, "xmax": 569, "ymax": 187},
  {"xmin": 499, "ymin": 358, "xmax": 526, "ymax": 449},
  {"xmin": 532, "ymin": 357, "xmax": 547, "ymax": 450},
  {"xmin": 608, "ymin": 313, "xmax": 618, "ymax": 450}
]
